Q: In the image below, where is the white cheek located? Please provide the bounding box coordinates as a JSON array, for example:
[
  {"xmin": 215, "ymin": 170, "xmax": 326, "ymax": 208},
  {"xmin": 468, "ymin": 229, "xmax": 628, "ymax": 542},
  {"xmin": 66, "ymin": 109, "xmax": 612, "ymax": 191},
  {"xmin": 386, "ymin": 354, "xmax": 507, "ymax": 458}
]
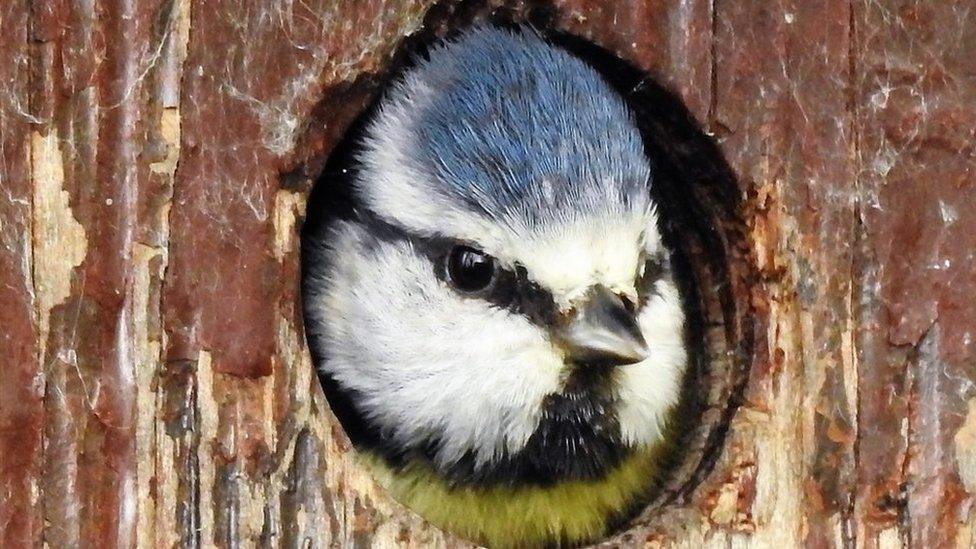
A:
[
  {"xmin": 615, "ymin": 278, "xmax": 687, "ymax": 446},
  {"xmin": 309, "ymin": 224, "xmax": 564, "ymax": 468}
]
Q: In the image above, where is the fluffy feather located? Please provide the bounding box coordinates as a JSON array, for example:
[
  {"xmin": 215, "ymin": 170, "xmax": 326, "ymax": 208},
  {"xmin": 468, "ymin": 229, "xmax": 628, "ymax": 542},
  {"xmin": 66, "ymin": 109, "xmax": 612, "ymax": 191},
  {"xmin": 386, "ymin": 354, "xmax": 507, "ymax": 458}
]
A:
[
  {"xmin": 364, "ymin": 445, "xmax": 670, "ymax": 548},
  {"xmin": 303, "ymin": 24, "xmax": 688, "ymax": 547},
  {"xmin": 357, "ymin": 26, "xmax": 654, "ymax": 297},
  {"xmin": 305, "ymin": 220, "xmax": 563, "ymax": 468}
]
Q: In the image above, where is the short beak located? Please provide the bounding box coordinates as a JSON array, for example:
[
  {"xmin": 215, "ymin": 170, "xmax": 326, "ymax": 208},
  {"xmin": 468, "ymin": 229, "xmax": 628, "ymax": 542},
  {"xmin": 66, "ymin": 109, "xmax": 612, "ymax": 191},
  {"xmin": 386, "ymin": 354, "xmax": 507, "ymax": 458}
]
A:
[{"xmin": 557, "ymin": 285, "xmax": 649, "ymax": 366}]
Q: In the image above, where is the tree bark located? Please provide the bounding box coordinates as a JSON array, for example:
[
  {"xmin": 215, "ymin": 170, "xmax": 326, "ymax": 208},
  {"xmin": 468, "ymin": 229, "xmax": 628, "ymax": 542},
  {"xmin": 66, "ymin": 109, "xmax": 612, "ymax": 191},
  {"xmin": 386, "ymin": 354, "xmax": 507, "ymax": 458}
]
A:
[{"xmin": 1, "ymin": 1, "xmax": 974, "ymax": 547}]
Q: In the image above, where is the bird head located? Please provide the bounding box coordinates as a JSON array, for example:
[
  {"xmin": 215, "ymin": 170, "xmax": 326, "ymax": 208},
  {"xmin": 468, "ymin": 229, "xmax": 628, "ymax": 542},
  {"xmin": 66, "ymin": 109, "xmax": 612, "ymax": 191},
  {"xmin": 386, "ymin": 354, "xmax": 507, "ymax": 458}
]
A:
[{"xmin": 304, "ymin": 26, "xmax": 687, "ymax": 488}]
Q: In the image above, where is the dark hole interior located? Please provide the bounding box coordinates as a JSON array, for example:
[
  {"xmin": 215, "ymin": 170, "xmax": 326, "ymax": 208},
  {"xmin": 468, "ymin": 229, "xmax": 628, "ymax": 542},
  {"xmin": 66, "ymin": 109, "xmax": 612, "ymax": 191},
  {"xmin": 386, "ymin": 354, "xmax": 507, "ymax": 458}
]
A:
[{"xmin": 298, "ymin": 0, "xmax": 759, "ymax": 541}]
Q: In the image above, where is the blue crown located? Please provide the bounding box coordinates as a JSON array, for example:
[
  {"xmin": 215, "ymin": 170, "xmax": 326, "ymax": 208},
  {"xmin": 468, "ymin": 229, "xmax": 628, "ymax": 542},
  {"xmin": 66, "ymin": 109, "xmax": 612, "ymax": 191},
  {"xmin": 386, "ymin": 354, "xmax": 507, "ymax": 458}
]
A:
[{"xmin": 379, "ymin": 26, "xmax": 651, "ymax": 228}]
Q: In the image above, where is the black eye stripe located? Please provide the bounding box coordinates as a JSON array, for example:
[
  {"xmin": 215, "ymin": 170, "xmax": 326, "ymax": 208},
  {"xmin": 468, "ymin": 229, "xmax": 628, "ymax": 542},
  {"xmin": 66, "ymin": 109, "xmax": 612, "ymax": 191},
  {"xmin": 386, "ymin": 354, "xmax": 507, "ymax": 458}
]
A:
[
  {"xmin": 440, "ymin": 254, "xmax": 558, "ymax": 327},
  {"xmin": 358, "ymin": 212, "xmax": 559, "ymax": 326},
  {"xmin": 362, "ymin": 211, "xmax": 670, "ymax": 321},
  {"xmin": 359, "ymin": 212, "xmax": 671, "ymax": 323},
  {"xmin": 486, "ymin": 266, "xmax": 559, "ymax": 326},
  {"xmin": 637, "ymin": 253, "xmax": 670, "ymax": 306}
]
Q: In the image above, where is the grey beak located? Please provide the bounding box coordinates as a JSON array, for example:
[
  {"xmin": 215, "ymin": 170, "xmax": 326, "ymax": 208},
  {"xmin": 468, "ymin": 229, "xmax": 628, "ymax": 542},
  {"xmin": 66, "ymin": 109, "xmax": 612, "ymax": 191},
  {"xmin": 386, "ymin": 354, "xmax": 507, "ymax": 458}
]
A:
[{"xmin": 557, "ymin": 285, "xmax": 649, "ymax": 366}]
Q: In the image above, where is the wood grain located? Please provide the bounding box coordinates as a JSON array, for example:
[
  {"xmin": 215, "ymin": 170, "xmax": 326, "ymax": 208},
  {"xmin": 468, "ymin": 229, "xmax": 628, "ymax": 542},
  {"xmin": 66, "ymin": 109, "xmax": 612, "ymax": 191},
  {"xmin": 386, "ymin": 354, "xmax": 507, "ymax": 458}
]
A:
[{"xmin": 0, "ymin": 1, "xmax": 973, "ymax": 547}]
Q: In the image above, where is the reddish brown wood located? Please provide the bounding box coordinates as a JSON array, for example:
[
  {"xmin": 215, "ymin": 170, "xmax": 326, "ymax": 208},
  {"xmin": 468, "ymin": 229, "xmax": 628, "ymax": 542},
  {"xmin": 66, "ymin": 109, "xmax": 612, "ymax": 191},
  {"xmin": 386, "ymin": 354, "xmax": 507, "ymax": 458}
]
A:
[
  {"xmin": 855, "ymin": 2, "xmax": 976, "ymax": 545},
  {"xmin": 713, "ymin": 0, "xmax": 861, "ymax": 544},
  {"xmin": 29, "ymin": 0, "xmax": 164, "ymax": 545},
  {"xmin": 1, "ymin": 1, "xmax": 974, "ymax": 547},
  {"xmin": 0, "ymin": 2, "xmax": 42, "ymax": 546}
]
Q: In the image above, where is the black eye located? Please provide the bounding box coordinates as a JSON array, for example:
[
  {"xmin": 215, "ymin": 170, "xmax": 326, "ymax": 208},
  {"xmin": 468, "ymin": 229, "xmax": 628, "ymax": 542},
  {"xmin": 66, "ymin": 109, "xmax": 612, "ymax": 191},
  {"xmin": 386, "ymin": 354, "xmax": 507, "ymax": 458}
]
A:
[{"xmin": 446, "ymin": 246, "xmax": 496, "ymax": 292}]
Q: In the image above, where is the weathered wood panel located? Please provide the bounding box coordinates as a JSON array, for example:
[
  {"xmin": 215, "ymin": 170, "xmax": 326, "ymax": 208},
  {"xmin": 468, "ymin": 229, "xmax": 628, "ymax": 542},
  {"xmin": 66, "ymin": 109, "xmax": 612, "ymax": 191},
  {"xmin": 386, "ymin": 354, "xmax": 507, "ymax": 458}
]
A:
[
  {"xmin": 0, "ymin": 1, "xmax": 973, "ymax": 547},
  {"xmin": 0, "ymin": 2, "xmax": 42, "ymax": 547},
  {"xmin": 854, "ymin": 3, "xmax": 976, "ymax": 545}
]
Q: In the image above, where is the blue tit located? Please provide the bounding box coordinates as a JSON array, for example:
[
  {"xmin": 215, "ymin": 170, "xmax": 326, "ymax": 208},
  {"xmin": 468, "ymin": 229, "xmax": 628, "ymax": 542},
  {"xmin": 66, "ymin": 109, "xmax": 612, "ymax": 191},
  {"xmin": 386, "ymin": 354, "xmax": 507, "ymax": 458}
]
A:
[{"xmin": 303, "ymin": 25, "xmax": 687, "ymax": 548}]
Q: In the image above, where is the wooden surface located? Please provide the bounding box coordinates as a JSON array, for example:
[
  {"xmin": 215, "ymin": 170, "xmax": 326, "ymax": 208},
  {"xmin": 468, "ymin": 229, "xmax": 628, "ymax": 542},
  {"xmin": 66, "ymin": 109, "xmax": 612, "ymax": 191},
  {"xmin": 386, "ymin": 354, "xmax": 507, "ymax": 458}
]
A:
[{"xmin": 1, "ymin": 0, "xmax": 974, "ymax": 547}]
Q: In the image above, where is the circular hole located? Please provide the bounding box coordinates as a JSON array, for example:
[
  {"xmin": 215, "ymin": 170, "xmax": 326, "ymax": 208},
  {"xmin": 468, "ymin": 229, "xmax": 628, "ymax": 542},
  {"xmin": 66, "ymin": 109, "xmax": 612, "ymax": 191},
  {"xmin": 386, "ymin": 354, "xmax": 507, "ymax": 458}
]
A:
[{"xmin": 298, "ymin": 5, "xmax": 760, "ymax": 546}]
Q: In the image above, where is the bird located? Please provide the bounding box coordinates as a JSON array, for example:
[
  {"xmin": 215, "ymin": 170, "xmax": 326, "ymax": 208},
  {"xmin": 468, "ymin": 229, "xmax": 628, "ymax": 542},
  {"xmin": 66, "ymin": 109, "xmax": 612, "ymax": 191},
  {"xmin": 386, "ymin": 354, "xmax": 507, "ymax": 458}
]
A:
[{"xmin": 302, "ymin": 25, "xmax": 688, "ymax": 548}]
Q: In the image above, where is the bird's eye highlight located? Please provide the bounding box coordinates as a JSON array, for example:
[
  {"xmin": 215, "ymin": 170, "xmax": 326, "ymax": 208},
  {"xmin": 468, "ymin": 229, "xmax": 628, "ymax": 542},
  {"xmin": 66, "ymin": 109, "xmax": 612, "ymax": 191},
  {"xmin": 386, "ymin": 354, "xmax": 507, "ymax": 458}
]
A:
[{"xmin": 446, "ymin": 246, "xmax": 496, "ymax": 292}]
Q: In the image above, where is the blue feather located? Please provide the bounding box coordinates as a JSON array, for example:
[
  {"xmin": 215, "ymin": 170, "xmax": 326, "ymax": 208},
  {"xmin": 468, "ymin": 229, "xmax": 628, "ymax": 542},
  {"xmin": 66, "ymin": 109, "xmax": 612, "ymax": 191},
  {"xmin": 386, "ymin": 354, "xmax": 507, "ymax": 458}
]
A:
[{"xmin": 386, "ymin": 25, "xmax": 651, "ymax": 228}]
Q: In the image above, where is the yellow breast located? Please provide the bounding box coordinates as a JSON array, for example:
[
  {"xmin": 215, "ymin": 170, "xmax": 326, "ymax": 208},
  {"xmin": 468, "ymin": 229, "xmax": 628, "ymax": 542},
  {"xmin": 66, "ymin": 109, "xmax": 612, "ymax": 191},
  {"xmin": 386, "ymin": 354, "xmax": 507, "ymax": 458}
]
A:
[{"xmin": 364, "ymin": 447, "xmax": 664, "ymax": 548}]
